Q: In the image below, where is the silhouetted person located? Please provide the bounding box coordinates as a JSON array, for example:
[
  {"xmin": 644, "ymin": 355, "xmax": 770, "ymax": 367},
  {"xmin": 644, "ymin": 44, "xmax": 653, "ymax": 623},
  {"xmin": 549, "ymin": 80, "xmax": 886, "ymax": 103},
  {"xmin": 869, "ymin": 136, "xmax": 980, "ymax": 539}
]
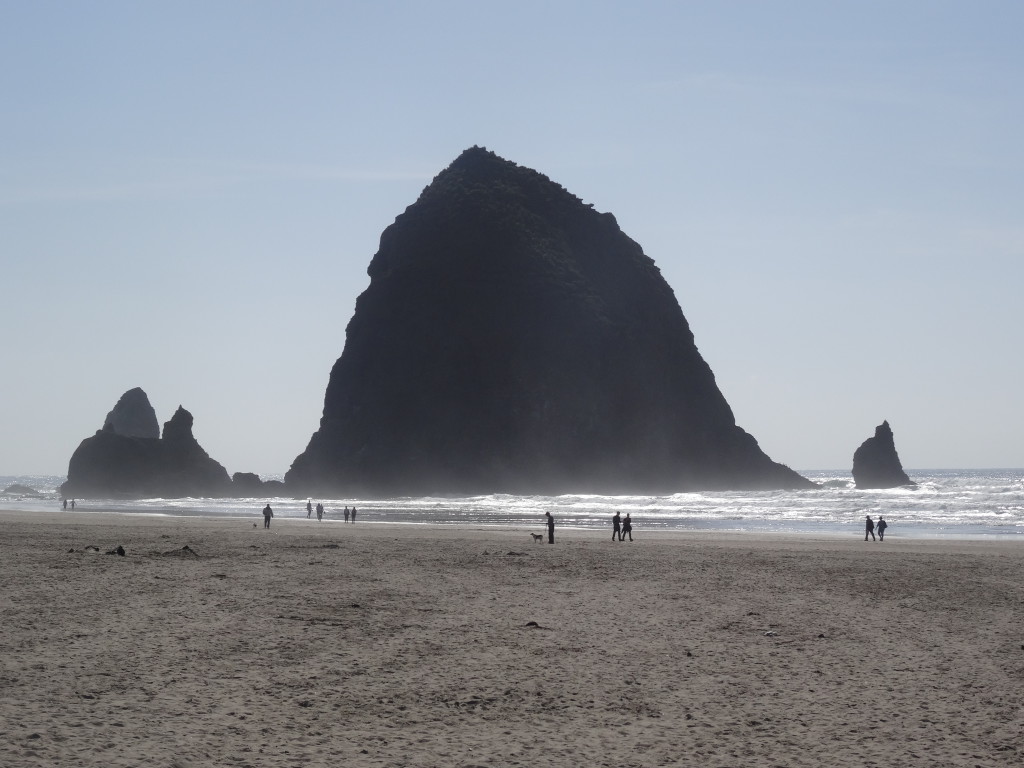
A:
[
  {"xmin": 307, "ymin": 500, "xmax": 312, "ymax": 518},
  {"xmin": 351, "ymin": 507, "xmax": 357, "ymax": 522},
  {"xmin": 612, "ymin": 511, "xmax": 622, "ymax": 541},
  {"xmin": 344, "ymin": 506, "xmax": 350, "ymax": 522},
  {"xmin": 865, "ymin": 515, "xmax": 876, "ymax": 541},
  {"xmin": 62, "ymin": 499, "xmax": 67, "ymax": 510},
  {"xmin": 545, "ymin": 511, "xmax": 554, "ymax": 543},
  {"xmin": 263, "ymin": 503, "xmax": 274, "ymax": 529},
  {"xmin": 877, "ymin": 516, "xmax": 887, "ymax": 541},
  {"xmin": 70, "ymin": 499, "xmax": 75, "ymax": 510},
  {"xmin": 316, "ymin": 503, "xmax": 323, "ymax": 522},
  {"xmin": 622, "ymin": 513, "xmax": 633, "ymax": 542}
]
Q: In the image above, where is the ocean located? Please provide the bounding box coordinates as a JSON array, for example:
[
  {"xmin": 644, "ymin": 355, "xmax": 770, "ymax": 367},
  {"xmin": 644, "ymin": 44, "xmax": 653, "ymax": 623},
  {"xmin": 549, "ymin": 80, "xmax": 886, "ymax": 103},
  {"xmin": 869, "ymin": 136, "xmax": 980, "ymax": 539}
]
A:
[{"xmin": 3, "ymin": 470, "xmax": 1022, "ymax": 539}]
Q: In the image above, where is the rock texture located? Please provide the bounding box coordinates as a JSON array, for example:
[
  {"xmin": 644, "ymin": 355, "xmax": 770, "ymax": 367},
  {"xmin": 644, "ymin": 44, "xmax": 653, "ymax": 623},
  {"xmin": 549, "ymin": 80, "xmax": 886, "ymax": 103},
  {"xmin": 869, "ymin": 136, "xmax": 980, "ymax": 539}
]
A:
[
  {"xmin": 852, "ymin": 421, "xmax": 914, "ymax": 489},
  {"xmin": 61, "ymin": 392, "xmax": 232, "ymax": 498},
  {"xmin": 287, "ymin": 147, "xmax": 812, "ymax": 495},
  {"xmin": 102, "ymin": 387, "xmax": 160, "ymax": 439}
]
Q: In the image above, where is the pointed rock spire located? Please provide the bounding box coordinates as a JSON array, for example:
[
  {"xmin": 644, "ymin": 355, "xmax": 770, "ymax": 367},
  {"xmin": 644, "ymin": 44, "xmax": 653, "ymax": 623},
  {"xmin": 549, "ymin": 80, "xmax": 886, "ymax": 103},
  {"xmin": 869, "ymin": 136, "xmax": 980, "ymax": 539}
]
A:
[
  {"xmin": 852, "ymin": 420, "xmax": 915, "ymax": 489},
  {"xmin": 102, "ymin": 387, "xmax": 159, "ymax": 439}
]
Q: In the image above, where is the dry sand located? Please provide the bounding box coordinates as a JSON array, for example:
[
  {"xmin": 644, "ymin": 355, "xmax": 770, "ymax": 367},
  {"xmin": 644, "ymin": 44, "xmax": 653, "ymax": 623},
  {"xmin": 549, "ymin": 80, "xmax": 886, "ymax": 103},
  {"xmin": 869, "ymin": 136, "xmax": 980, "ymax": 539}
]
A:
[{"xmin": 1, "ymin": 510, "xmax": 1022, "ymax": 767}]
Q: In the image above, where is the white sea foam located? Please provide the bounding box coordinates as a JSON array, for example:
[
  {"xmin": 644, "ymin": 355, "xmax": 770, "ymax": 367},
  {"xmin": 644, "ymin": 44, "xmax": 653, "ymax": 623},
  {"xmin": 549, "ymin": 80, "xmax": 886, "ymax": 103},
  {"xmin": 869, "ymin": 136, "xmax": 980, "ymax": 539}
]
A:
[{"xmin": 2, "ymin": 470, "xmax": 1022, "ymax": 538}]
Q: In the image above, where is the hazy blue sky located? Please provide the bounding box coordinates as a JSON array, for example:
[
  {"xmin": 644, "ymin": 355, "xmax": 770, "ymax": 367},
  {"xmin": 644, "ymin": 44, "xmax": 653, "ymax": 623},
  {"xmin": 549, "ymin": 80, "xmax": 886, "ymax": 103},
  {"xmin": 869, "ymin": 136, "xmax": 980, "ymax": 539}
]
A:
[{"xmin": 3, "ymin": 1, "xmax": 1022, "ymax": 476}]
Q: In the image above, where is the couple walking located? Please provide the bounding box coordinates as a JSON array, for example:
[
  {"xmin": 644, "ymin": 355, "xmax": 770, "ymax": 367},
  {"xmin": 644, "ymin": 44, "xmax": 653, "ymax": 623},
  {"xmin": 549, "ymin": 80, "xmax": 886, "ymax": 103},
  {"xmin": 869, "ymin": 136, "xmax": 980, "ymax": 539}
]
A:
[
  {"xmin": 865, "ymin": 515, "xmax": 888, "ymax": 541},
  {"xmin": 611, "ymin": 511, "xmax": 633, "ymax": 542}
]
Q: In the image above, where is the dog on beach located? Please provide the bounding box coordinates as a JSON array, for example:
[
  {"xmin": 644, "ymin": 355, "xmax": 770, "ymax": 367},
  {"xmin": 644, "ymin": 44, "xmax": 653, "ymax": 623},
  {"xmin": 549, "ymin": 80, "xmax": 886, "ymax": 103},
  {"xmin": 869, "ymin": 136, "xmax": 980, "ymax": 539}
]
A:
[{"xmin": 530, "ymin": 533, "xmax": 544, "ymax": 542}]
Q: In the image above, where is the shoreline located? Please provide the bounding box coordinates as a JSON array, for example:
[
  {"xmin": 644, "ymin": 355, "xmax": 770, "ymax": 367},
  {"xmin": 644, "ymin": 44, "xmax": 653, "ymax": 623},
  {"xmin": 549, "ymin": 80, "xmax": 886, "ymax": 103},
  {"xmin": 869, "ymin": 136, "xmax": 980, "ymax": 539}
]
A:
[
  {"xmin": 3, "ymin": 507, "xmax": 1024, "ymax": 549},
  {"xmin": 6, "ymin": 468, "xmax": 1024, "ymax": 542}
]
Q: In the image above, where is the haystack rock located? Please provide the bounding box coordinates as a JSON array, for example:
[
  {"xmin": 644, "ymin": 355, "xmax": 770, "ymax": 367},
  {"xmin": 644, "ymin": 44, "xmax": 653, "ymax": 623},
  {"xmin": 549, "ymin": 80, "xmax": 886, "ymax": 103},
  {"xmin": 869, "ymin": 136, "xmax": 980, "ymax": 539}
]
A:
[
  {"xmin": 61, "ymin": 391, "xmax": 232, "ymax": 498},
  {"xmin": 102, "ymin": 386, "xmax": 159, "ymax": 438},
  {"xmin": 286, "ymin": 147, "xmax": 813, "ymax": 496},
  {"xmin": 852, "ymin": 421, "xmax": 915, "ymax": 489}
]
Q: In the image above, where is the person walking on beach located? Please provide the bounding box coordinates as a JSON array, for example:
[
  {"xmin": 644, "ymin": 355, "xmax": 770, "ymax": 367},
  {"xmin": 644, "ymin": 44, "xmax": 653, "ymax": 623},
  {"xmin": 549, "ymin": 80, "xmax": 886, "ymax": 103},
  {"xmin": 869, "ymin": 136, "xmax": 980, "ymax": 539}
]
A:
[
  {"xmin": 263, "ymin": 503, "xmax": 274, "ymax": 529},
  {"xmin": 877, "ymin": 516, "xmax": 888, "ymax": 541},
  {"xmin": 612, "ymin": 511, "xmax": 622, "ymax": 541},
  {"xmin": 307, "ymin": 500, "xmax": 312, "ymax": 519},
  {"xmin": 316, "ymin": 503, "xmax": 324, "ymax": 522},
  {"xmin": 62, "ymin": 499, "xmax": 67, "ymax": 510},
  {"xmin": 622, "ymin": 513, "xmax": 633, "ymax": 542},
  {"xmin": 865, "ymin": 515, "xmax": 876, "ymax": 541},
  {"xmin": 344, "ymin": 506, "xmax": 350, "ymax": 523},
  {"xmin": 545, "ymin": 511, "xmax": 555, "ymax": 544},
  {"xmin": 70, "ymin": 499, "xmax": 75, "ymax": 510},
  {"xmin": 351, "ymin": 507, "xmax": 357, "ymax": 522}
]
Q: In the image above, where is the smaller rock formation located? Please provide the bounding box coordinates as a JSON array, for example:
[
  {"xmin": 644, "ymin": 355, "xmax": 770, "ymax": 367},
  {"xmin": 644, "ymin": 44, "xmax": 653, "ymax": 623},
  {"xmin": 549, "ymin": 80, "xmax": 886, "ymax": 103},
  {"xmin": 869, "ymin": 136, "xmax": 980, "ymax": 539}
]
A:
[
  {"xmin": 2, "ymin": 483, "xmax": 41, "ymax": 496},
  {"xmin": 102, "ymin": 387, "xmax": 160, "ymax": 439},
  {"xmin": 229, "ymin": 472, "xmax": 287, "ymax": 496},
  {"xmin": 154, "ymin": 406, "xmax": 234, "ymax": 494},
  {"xmin": 852, "ymin": 421, "xmax": 914, "ymax": 489},
  {"xmin": 231, "ymin": 472, "xmax": 265, "ymax": 493},
  {"xmin": 61, "ymin": 390, "xmax": 232, "ymax": 498},
  {"xmin": 261, "ymin": 480, "xmax": 287, "ymax": 495}
]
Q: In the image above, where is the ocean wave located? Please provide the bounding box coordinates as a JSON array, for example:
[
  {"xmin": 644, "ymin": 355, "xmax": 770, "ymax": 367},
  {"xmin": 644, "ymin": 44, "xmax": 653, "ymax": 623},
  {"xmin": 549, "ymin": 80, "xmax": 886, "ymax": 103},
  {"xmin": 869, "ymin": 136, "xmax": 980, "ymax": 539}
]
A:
[{"xmin": 3, "ymin": 470, "xmax": 1023, "ymax": 538}]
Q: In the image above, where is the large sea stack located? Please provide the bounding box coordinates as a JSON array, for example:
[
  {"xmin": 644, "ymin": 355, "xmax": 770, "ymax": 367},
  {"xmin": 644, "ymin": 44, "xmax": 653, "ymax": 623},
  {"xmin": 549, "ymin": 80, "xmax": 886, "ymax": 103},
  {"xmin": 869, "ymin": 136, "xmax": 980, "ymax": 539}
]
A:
[
  {"xmin": 852, "ymin": 420, "xmax": 915, "ymax": 489},
  {"xmin": 61, "ymin": 390, "xmax": 232, "ymax": 498},
  {"xmin": 286, "ymin": 147, "xmax": 812, "ymax": 496}
]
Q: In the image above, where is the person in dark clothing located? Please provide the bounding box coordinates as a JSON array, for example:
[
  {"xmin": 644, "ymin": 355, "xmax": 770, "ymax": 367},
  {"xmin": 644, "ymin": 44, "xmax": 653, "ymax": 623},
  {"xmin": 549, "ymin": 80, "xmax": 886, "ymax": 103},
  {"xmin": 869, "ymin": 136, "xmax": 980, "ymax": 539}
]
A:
[
  {"xmin": 316, "ymin": 502, "xmax": 324, "ymax": 522},
  {"xmin": 877, "ymin": 516, "xmax": 887, "ymax": 541},
  {"xmin": 263, "ymin": 503, "xmax": 274, "ymax": 529},
  {"xmin": 351, "ymin": 507, "xmax": 357, "ymax": 522},
  {"xmin": 545, "ymin": 511, "xmax": 555, "ymax": 544},
  {"xmin": 306, "ymin": 500, "xmax": 312, "ymax": 518},
  {"xmin": 865, "ymin": 515, "xmax": 876, "ymax": 541},
  {"xmin": 622, "ymin": 513, "xmax": 633, "ymax": 542},
  {"xmin": 612, "ymin": 511, "xmax": 622, "ymax": 541}
]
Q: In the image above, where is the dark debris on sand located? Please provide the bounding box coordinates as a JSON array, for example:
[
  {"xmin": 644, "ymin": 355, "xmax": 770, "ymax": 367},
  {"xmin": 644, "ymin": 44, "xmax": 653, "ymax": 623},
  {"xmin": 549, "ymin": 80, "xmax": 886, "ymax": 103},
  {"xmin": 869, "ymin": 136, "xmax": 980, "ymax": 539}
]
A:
[{"xmin": 159, "ymin": 545, "xmax": 199, "ymax": 558}]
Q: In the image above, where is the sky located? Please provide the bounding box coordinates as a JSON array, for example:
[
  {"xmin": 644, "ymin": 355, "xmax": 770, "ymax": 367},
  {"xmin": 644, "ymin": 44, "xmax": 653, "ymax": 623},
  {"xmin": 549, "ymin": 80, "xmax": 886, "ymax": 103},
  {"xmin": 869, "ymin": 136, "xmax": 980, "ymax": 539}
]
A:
[{"xmin": 2, "ymin": 1, "xmax": 1022, "ymax": 477}]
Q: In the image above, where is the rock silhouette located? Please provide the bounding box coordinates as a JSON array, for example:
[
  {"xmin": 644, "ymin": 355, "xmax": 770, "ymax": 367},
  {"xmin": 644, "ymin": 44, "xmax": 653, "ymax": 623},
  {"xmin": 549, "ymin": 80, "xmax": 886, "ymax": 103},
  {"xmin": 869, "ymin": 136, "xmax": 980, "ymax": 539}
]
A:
[
  {"xmin": 287, "ymin": 147, "xmax": 811, "ymax": 495},
  {"xmin": 231, "ymin": 472, "xmax": 264, "ymax": 493},
  {"xmin": 102, "ymin": 387, "xmax": 160, "ymax": 439},
  {"xmin": 852, "ymin": 420, "xmax": 914, "ymax": 489},
  {"xmin": 61, "ymin": 391, "xmax": 232, "ymax": 498}
]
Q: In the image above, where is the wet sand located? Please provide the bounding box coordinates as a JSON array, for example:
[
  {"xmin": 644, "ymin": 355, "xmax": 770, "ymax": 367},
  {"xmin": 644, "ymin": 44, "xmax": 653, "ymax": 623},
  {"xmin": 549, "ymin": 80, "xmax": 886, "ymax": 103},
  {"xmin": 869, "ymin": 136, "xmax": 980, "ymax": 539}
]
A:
[{"xmin": 1, "ymin": 509, "xmax": 1022, "ymax": 767}]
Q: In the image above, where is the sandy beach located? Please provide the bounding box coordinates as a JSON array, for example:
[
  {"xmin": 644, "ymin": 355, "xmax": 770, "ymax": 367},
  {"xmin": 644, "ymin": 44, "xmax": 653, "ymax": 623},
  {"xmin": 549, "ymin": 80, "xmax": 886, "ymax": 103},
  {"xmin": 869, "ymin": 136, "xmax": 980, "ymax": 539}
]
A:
[{"xmin": 1, "ymin": 510, "xmax": 1022, "ymax": 767}]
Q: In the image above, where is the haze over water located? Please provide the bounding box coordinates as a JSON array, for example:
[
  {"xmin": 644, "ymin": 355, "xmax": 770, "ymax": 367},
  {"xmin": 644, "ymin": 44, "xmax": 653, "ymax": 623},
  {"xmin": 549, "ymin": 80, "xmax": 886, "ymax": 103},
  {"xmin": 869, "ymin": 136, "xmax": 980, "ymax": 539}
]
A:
[{"xmin": 5, "ymin": 470, "xmax": 1022, "ymax": 539}]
